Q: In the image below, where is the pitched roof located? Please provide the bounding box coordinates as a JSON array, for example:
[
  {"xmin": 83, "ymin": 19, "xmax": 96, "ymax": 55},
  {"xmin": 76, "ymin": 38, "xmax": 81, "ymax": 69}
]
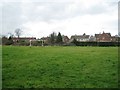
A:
[
  {"xmin": 95, "ymin": 32, "xmax": 111, "ymax": 38},
  {"xmin": 63, "ymin": 36, "xmax": 69, "ymax": 39},
  {"xmin": 12, "ymin": 37, "xmax": 36, "ymax": 40}
]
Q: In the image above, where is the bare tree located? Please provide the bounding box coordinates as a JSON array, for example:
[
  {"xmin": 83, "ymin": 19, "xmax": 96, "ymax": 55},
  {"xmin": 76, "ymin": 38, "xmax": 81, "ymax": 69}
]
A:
[
  {"xmin": 15, "ymin": 28, "xmax": 22, "ymax": 38},
  {"xmin": 49, "ymin": 32, "xmax": 57, "ymax": 45}
]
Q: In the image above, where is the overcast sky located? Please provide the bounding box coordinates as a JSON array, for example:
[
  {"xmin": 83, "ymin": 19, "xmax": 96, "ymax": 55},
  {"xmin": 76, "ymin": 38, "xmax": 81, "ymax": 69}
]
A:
[{"xmin": 1, "ymin": 0, "xmax": 119, "ymax": 38}]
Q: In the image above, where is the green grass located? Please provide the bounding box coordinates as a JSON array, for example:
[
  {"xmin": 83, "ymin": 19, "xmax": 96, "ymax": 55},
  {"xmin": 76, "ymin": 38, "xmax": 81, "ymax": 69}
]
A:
[{"xmin": 2, "ymin": 46, "xmax": 118, "ymax": 88}]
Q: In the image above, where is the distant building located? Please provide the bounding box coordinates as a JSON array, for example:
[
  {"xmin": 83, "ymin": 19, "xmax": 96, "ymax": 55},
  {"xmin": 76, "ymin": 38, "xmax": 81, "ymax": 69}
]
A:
[
  {"xmin": 12, "ymin": 37, "xmax": 36, "ymax": 42},
  {"xmin": 95, "ymin": 32, "xmax": 111, "ymax": 42},
  {"xmin": 62, "ymin": 35, "xmax": 69, "ymax": 43},
  {"xmin": 89, "ymin": 35, "xmax": 96, "ymax": 42},
  {"xmin": 70, "ymin": 33, "xmax": 90, "ymax": 42},
  {"xmin": 111, "ymin": 35, "xmax": 119, "ymax": 42},
  {"xmin": 41, "ymin": 37, "xmax": 50, "ymax": 44}
]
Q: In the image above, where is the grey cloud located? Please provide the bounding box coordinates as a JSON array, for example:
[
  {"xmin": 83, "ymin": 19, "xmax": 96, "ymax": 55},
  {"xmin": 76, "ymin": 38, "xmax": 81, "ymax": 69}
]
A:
[
  {"xmin": 74, "ymin": 2, "xmax": 117, "ymax": 16},
  {"xmin": 2, "ymin": 2, "xmax": 23, "ymax": 35},
  {"xmin": 33, "ymin": 1, "xmax": 117, "ymax": 22},
  {"xmin": 2, "ymin": 1, "xmax": 116, "ymax": 25},
  {"xmin": 86, "ymin": 5, "xmax": 108, "ymax": 15},
  {"xmin": 1, "ymin": 0, "xmax": 118, "ymax": 36},
  {"xmin": 21, "ymin": 2, "xmax": 70, "ymax": 22}
]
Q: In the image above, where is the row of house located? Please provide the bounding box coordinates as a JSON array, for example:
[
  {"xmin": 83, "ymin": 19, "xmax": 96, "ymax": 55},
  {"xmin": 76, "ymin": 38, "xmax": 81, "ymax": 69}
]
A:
[
  {"xmin": 11, "ymin": 31, "xmax": 119, "ymax": 44},
  {"xmin": 12, "ymin": 37, "xmax": 36, "ymax": 42},
  {"xmin": 39, "ymin": 31, "xmax": 119, "ymax": 44},
  {"xmin": 70, "ymin": 32, "xmax": 119, "ymax": 42}
]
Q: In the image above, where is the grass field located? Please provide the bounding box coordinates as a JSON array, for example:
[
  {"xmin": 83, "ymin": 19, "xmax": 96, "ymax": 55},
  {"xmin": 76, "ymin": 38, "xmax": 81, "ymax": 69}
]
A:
[{"xmin": 2, "ymin": 46, "xmax": 118, "ymax": 88}]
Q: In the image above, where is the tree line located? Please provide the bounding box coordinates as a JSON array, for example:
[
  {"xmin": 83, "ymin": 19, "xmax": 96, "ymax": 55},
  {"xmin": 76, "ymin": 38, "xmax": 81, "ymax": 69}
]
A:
[
  {"xmin": 1, "ymin": 28, "xmax": 64, "ymax": 46},
  {"xmin": 49, "ymin": 32, "xmax": 63, "ymax": 45},
  {"xmin": 1, "ymin": 28, "xmax": 120, "ymax": 46}
]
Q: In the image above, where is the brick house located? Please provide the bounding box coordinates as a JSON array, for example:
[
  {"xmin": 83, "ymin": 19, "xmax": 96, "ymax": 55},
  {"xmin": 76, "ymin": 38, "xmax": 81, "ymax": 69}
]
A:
[
  {"xmin": 12, "ymin": 37, "xmax": 36, "ymax": 42},
  {"xmin": 95, "ymin": 32, "xmax": 111, "ymax": 42}
]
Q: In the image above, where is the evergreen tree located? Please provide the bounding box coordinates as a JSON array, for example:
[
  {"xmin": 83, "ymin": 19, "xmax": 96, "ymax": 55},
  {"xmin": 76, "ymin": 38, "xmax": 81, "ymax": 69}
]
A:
[
  {"xmin": 8, "ymin": 36, "xmax": 14, "ymax": 45},
  {"xmin": 56, "ymin": 32, "xmax": 63, "ymax": 44}
]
